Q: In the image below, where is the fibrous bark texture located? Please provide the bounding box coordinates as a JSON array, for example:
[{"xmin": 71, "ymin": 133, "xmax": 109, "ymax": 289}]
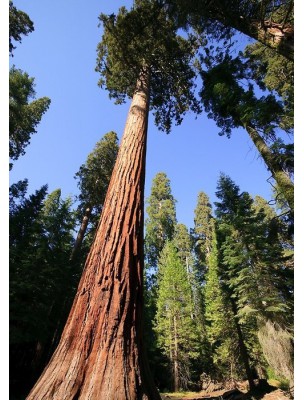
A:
[{"xmin": 27, "ymin": 72, "xmax": 161, "ymax": 400}]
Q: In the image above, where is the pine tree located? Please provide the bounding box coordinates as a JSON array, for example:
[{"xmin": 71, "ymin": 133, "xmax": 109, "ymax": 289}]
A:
[
  {"xmin": 71, "ymin": 131, "xmax": 119, "ymax": 262},
  {"xmin": 27, "ymin": 2, "xmax": 199, "ymax": 398},
  {"xmin": 155, "ymin": 241, "xmax": 202, "ymax": 391},
  {"xmin": 214, "ymin": 174, "xmax": 293, "ymax": 385},
  {"xmin": 191, "ymin": 191, "xmax": 214, "ymax": 283},
  {"xmin": 9, "ymin": 67, "xmax": 51, "ymax": 169},
  {"xmin": 10, "ymin": 187, "xmax": 76, "ymax": 397},
  {"xmin": 174, "ymin": 223, "xmax": 203, "ymax": 324},
  {"xmin": 204, "ymin": 230, "xmax": 244, "ymax": 381},
  {"xmin": 143, "ymin": 172, "xmax": 177, "ymax": 388},
  {"xmin": 145, "ymin": 172, "xmax": 177, "ymax": 273}
]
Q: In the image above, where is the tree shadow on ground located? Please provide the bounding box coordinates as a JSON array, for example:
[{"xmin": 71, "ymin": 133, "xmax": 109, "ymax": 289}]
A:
[{"xmin": 243, "ymin": 379, "xmax": 279, "ymax": 399}]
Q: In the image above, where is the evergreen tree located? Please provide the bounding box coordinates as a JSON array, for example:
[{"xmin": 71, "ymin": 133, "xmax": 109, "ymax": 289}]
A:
[
  {"xmin": 173, "ymin": 223, "xmax": 203, "ymax": 324},
  {"xmin": 145, "ymin": 172, "xmax": 177, "ymax": 272},
  {"xmin": 9, "ymin": 0, "xmax": 34, "ymax": 55},
  {"xmin": 191, "ymin": 191, "xmax": 214, "ymax": 282},
  {"xmin": 71, "ymin": 131, "xmax": 119, "ymax": 262},
  {"xmin": 9, "ymin": 66, "xmax": 51, "ymax": 169},
  {"xmin": 10, "ymin": 187, "xmax": 77, "ymax": 397},
  {"xmin": 204, "ymin": 230, "xmax": 244, "ymax": 381},
  {"xmin": 199, "ymin": 57, "xmax": 294, "ymax": 211},
  {"xmin": 155, "ymin": 241, "xmax": 203, "ymax": 391},
  {"xmin": 214, "ymin": 174, "xmax": 293, "ymax": 384},
  {"xmin": 143, "ymin": 172, "xmax": 177, "ymax": 388},
  {"xmin": 27, "ymin": 2, "xmax": 199, "ymax": 398}
]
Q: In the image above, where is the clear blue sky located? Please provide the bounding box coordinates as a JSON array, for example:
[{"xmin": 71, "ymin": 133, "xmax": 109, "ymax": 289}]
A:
[{"xmin": 9, "ymin": 0, "xmax": 291, "ymax": 231}]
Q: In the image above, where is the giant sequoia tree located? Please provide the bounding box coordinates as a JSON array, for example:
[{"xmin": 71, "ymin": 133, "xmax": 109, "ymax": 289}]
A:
[{"xmin": 27, "ymin": 2, "xmax": 199, "ymax": 399}]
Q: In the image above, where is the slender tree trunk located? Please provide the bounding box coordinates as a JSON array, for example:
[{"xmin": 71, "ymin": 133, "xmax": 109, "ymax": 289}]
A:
[
  {"xmin": 26, "ymin": 70, "xmax": 161, "ymax": 400},
  {"xmin": 245, "ymin": 124, "xmax": 294, "ymax": 212},
  {"xmin": 230, "ymin": 299, "xmax": 255, "ymax": 391},
  {"xmin": 173, "ymin": 314, "xmax": 179, "ymax": 392},
  {"xmin": 70, "ymin": 205, "xmax": 92, "ymax": 262}
]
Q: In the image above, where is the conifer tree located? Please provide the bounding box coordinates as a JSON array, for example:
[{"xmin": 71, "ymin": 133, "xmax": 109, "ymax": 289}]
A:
[
  {"xmin": 9, "ymin": 0, "xmax": 34, "ymax": 55},
  {"xmin": 214, "ymin": 174, "xmax": 293, "ymax": 385},
  {"xmin": 191, "ymin": 191, "xmax": 214, "ymax": 283},
  {"xmin": 173, "ymin": 223, "xmax": 203, "ymax": 323},
  {"xmin": 155, "ymin": 241, "xmax": 202, "ymax": 391},
  {"xmin": 10, "ymin": 187, "xmax": 76, "ymax": 397},
  {"xmin": 9, "ymin": 3, "xmax": 51, "ymax": 170},
  {"xmin": 204, "ymin": 230, "xmax": 244, "ymax": 380},
  {"xmin": 145, "ymin": 172, "xmax": 177, "ymax": 273},
  {"xmin": 9, "ymin": 67, "xmax": 51, "ymax": 170},
  {"xmin": 71, "ymin": 131, "xmax": 119, "ymax": 262},
  {"xmin": 199, "ymin": 57, "xmax": 294, "ymax": 212},
  {"xmin": 143, "ymin": 172, "xmax": 177, "ymax": 387},
  {"xmin": 27, "ymin": 2, "xmax": 199, "ymax": 398}
]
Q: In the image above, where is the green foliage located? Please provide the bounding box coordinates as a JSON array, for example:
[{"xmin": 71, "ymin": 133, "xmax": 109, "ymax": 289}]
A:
[
  {"xmin": 162, "ymin": 0, "xmax": 293, "ymax": 59},
  {"xmin": 191, "ymin": 191, "xmax": 214, "ymax": 280},
  {"xmin": 9, "ymin": 0, "xmax": 34, "ymax": 55},
  {"xmin": 215, "ymin": 174, "xmax": 291, "ymax": 326},
  {"xmin": 204, "ymin": 231, "xmax": 245, "ymax": 379},
  {"xmin": 199, "ymin": 56, "xmax": 286, "ymax": 138},
  {"xmin": 75, "ymin": 131, "xmax": 119, "ymax": 210},
  {"xmin": 243, "ymin": 42, "xmax": 294, "ymax": 130},
  {"xmin": 10, "ymin": 187, "xmax": 77, "ymax": 345},
  {"xmin": 155, "ymin": 241, "xmax": 204, "ymax": 390},
  {"xmin": 9, "ymin": 66, "xmax": 51, "ymax": 169},
  {"xmin": 10, "ymin": 184, "xmax": 79, "ymax": 395},
  {"xmin": 145, "ymin": 172, "xmax": 177, "ymax": 269},
  {"xmin": 96, "ymin": 1, "xmax": 201, "ymax": 132},
  {"xmin": 74, "ymin": 131, "xmax": 119, "ymax": 234}
]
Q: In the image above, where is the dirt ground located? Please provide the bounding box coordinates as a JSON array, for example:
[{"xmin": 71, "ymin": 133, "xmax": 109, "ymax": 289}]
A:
[{"xmin": 161, "ymin": 381, "xmax": 293, "ymax": 400}]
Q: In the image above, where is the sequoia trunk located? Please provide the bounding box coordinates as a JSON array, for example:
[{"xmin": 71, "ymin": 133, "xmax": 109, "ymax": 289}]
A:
[
  {"xmin": 26, "ymin": 70, "xmax": 161, "ymax": 400},
  {"xmin": 245, "ymin": 124, "xmax": 294, "ymax": 212}
]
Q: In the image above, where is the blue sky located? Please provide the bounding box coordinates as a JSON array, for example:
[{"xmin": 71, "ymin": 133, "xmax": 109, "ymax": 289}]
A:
[{"xmin": 8, "ymin": 0, "xmax": 288, "ymax": 231}]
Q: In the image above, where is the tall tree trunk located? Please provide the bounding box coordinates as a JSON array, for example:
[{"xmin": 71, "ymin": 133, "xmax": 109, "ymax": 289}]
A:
[
  {"xmin": 70, "ymin": 205, "xmax": 92, "ymax": 262},
  {"xmin": 230, "ymin": 299, "xmax": 255, "ymax": 391},
  {"xmin": 26, "ymin": 70, "xmax": 161, "ymax": 400},
  {"xmin": 245, "ymin": 124, "xmax": 294, "ymax": 212}
]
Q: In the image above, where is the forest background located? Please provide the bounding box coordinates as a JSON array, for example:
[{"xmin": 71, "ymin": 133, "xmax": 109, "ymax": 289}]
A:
[{"xmin": 2, "ymin": 0, "xmax": 304, "ymax": 398}]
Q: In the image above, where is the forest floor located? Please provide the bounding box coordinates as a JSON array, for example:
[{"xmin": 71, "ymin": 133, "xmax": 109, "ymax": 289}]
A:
[{"xmin": 161, "ymin": 379, "xmax": 294, "ymax": 400}]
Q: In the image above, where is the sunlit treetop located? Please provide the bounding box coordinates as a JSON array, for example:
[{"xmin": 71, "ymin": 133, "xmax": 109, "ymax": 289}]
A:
[{"xmin": 96, "ymin": 0, "xmax": 201, "ymax": 132}]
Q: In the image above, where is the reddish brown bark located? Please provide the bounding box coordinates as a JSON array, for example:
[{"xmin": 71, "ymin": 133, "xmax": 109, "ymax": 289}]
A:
[{"xmin": 27, "ymin": 71, "xmax": 161, "ymax": 400}]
